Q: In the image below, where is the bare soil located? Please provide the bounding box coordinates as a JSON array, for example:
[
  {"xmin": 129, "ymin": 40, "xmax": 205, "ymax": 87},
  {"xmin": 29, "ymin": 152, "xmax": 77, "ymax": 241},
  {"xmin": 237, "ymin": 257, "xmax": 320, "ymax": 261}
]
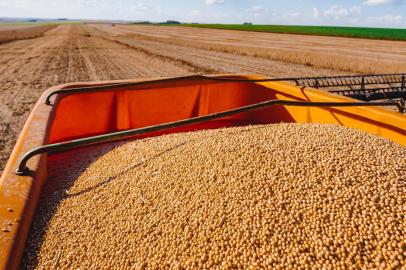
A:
[{"xmin": 0, "ymin": 24, "xmax": 403, "ymax": 172}]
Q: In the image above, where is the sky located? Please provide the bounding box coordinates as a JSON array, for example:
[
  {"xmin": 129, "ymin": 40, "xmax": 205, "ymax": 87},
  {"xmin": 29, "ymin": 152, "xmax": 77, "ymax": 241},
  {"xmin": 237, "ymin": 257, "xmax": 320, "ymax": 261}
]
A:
[{"xmin": 0, "ymin": 0, "xmax": 405, "ymax": 28}]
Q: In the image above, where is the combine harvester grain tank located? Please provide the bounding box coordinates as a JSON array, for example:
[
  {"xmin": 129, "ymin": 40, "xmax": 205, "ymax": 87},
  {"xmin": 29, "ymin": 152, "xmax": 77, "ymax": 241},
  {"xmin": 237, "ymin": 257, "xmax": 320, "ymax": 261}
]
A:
[{"xmin": 0, "ymin": 73, "xmax": 405, "ymax": 269}]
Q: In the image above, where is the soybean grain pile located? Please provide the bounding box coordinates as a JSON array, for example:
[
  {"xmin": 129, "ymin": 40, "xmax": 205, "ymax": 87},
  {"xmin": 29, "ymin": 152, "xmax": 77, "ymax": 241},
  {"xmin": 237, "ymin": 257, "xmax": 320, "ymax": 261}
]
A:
[{"xmin": 22, "ymin": 123, "xmax": 405, "ymax": 269}]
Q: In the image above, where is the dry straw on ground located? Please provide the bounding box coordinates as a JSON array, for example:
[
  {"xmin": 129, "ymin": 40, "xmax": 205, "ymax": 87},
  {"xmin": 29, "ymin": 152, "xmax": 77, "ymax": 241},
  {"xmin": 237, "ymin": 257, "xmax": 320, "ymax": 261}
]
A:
[
  {"xmin": 22, "ymin": 123, "xmax": 405, "ymax": 269},
  {"xmin": 0, "ymin": 25, "xmax": 56, "ymax": 44},
  {"xmin": 121, "ymin": 32, "xmax": 406, "ymax": 75}
]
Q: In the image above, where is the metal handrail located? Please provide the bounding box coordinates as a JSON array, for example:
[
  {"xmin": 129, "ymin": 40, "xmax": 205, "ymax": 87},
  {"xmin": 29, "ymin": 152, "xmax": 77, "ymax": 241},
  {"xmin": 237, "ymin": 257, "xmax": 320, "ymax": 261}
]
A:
[
  {"xmin": 15, "ymin": 99, "xmax": 402, "ymax": 175},
  {"xmin": 44, "ymin": 75, "xmax": 291, "ymax": 105}
]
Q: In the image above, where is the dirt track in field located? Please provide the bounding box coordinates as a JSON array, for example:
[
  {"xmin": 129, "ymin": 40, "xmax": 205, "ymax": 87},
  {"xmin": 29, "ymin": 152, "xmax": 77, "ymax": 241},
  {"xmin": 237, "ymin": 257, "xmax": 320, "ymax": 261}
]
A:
[{"xmin": 0, "ymin": 23, "xmax": 403, "ymax": 172}]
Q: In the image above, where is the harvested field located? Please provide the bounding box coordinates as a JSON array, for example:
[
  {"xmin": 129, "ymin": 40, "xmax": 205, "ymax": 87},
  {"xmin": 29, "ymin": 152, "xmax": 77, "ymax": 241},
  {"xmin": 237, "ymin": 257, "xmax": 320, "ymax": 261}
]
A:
[
  {"xmin": 0, "ymin": 24, "xmax": 56, "ymax": 44},
  {"xmin": 93, "ymin": 24, "xmax": 406, "ymax": 74},
  {"xmin": 0, "ymin": 23, "xmax": 404, "ymax": 173},
  {"xmin": 22, "ymin": 123, "xmax": 406, "ymax": 269}
]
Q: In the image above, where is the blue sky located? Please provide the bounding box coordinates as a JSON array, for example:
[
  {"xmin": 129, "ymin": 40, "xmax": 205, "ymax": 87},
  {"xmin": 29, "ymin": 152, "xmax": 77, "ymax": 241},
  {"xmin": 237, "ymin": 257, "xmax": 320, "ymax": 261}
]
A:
[{"xmin": 0, "ymin": 0, "xmax": 405, "ymax": 27}]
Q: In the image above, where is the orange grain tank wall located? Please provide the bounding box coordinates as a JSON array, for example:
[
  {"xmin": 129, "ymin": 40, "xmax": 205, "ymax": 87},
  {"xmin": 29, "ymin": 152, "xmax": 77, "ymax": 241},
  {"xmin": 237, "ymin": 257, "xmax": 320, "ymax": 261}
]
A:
[
  {"xmin": 49, "ymin": 80, "xmax": 292, "ymax": 143},
  {"xmin": 0, "ymin": 75, "xmax": 405, "ymax": 270},
  {"xmin": 48, "ymin": 77, "xmax": 405, "ymax": 145}
]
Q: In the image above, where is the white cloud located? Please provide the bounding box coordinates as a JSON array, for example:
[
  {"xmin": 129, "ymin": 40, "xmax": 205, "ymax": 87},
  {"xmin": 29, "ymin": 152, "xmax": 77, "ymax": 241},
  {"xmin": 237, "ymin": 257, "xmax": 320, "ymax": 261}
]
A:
[
  {"xmin": 312, "ymin": 7, "xmax": 320, "ymax": 18},
  {"xmin": 250, "ymin": 5, "xmax": 265, "ymax": 12},
  {"xmin": 367, "ymin": 14, "xmax": 403, "ymax": 25},
  {"xmin": 205, "ymin": 0, "xmax": 225, "ymax": 5},
  {"xmin": 323, "ymin": 5, "xmax": 361, "ymax": 20},
  {"xmin": 245, "ymin": 5, "xmax": 269, "ymax": 19},
  {"xmin": 363, "ymin": 0, "xmax": 402, "ymax": 5},
  {"xmin": 128, "ymin": 2, "xmax": 148, "ymax": 12},
  {"xmin": 246, "ymin": 5, "xmax": 268, "ymax": 13},
  {"xmin": 190, "ymin": 10, "xmax": 201, "ymax": 16},
  {"xmin": 284, "ymin": 12, "xmax": 301, "ymax": 18},
  {"xmin": 79, "ymin": 0, "xmax": 107, "ymax": 8},
  {"xmin": 349, "ymin": 6, "xmax": 362, "ymax": 14}
]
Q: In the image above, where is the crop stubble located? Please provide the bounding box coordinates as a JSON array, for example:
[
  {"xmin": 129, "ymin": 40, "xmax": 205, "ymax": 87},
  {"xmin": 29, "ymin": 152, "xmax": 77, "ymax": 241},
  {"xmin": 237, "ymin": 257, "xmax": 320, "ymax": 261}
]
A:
[
  {"xmin": 0, "ymin": 24, "xmax": 56, "ymax": 44},
  {"xmin": 93, "ymin": 24, "xmax": 406, "ymax": 74}
]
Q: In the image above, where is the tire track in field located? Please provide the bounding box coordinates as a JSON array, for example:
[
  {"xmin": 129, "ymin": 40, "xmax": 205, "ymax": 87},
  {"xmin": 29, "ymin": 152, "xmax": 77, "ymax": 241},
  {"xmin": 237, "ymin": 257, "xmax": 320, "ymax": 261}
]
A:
[
  {"xmin": 104, "ymin": 35, "xmax": 325, "ymax": 78},
  {"xmin": 85, "ymin": 25, "xmax": 217, "ymax": 74},
  {"xmin": 102, "ymin": 37, "xmax": 217, "ymax": 74},
  {"xmin": 88, "ymin": 24, "xmax": 339, "ymax": 78},
  {"xmin": 111, "ymin": 24, "xmax": 406, "ymax": 74},
  {"xmin": 77, "ymin": 35, "xmax": 192, "ymax": 79},
  {"xmin": 0, "ymin": 25, "xmax": 93, "ymax": 172},
  {"xmin": 0, "ymin": 37, "xmax": 58, "ymax": 74}
]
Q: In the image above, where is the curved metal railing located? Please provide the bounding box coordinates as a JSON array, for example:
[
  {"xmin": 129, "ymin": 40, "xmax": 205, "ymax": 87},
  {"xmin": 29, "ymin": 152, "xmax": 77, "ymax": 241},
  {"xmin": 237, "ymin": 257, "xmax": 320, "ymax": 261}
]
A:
[{"xmin": 16, "ymin": 99, "xmax": 402, "ymax": 175}]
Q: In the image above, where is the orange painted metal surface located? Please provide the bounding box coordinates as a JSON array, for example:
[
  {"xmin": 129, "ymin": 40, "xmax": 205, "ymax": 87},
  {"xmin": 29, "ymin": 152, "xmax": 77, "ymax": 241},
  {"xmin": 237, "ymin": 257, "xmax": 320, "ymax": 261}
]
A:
[{"xmin": 0, "ymin": 74, "xmax": 405, "ymax": 269}]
